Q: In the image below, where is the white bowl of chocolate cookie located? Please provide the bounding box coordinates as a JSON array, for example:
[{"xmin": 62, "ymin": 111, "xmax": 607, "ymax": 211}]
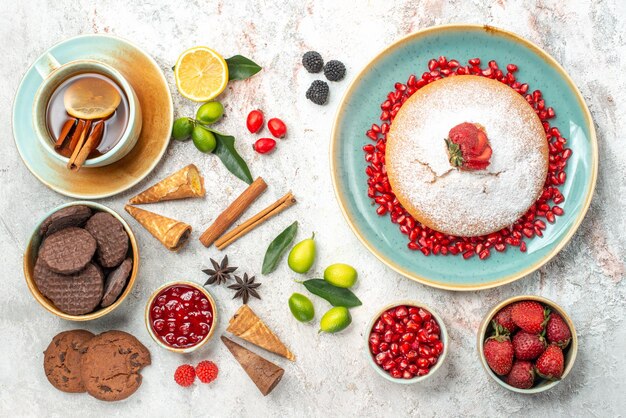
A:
[{"xmin": 23, "ymin": 201, "xmax": 139, "ymax": 321}]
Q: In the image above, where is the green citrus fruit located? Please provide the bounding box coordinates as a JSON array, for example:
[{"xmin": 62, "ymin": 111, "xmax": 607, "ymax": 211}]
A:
[
  {"xmin": 172, "ymin": 117, "xmax": 194, "ymax": 141},
  {"xmin": 319, "ymin": 306, "xmax": 352, "ymax": 334},
  {"xmin": 323, "ymin": 263, "xmax": 357, "ymax": 288},
  {"xmin": 288, "ymin": 233, "xmax": 316, "ymax": 274},
  {"xmin": 288, "ymin": 293, "xmax": 315, "ymax": 322},
  {"xmin": 192, "ymin": 125, "xmax": 217, "ymax": 153},
  {"xmin": 196, "ymin": 101, "xmax": 224, "ymax": 125}
]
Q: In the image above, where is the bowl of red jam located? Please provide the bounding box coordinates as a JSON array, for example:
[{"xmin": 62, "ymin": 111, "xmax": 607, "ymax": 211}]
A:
[
  {"xmin": 145, "ymin": 281, "xmax": 217, "ymax": 353},
  {"xmin": 366, "ymin": 301, "xmax": 448, "ymax": 383}
]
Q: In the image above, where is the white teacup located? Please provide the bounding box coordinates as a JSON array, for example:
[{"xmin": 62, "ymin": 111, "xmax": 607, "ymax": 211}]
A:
[{"xmin": 32, "ymin": 53, "xmax": 142, "ymax": 167}]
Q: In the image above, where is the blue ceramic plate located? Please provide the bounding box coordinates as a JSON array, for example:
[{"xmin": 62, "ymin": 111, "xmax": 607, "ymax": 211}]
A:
[
  {"xmin": 330, "ymin": 25, "xmax": 597, "ymax": 291},
  {"xmin": 13, "ymin": 34, "xmax": 173, "ymax": 199}
]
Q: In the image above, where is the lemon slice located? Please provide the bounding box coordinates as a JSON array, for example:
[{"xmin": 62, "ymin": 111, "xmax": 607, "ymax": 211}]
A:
[
  {"xmin": 174, "ymin": 47, "xmax": 229, "ymax": 102},
  {"xmin": 64, "ymin": 77, "xmax": 121, "ymax": 120}
]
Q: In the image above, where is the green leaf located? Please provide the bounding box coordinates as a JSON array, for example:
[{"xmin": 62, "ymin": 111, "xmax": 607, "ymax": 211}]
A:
[
  {"xmin": 262, "ymin": 221, "xmax": 298, "ymax": 274},
  {"xmin": 302, "ymin": 279, "xmax": 362, "ymax": 308},
  {"xmin": 226, "ymin": 55, "xmax": 262, "ymax": 81},
  {"xmin": 208, "ymin": 130, "xmax": 253, "ymax": 184}
]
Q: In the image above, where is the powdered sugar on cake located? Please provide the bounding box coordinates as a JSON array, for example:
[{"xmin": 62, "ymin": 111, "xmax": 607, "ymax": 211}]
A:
[{"xmin": 386, "ymin": 75, "xmax": 548, "ymax": 237}]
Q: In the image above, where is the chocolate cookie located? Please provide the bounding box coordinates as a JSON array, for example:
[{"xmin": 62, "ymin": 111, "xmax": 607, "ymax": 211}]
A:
[
  {"xmin": 80, "ymin": 331, "xmax": 151, "ymax": 401},
  {"xmin": 43, "ymin": 330, "xmax": 95, "ymax": 393},
  {"xmin": 101, "ymin": 258, "xmax": 132, "ymax": 308},
  {"xmin": 40, "ymin": 205, "xmax": 92, "ymax": 237},
  {"xmin": 38, "ymin": 227, "xmax": 97, "ymax": 274},
  {"xmin": 34, "ymin": 258, "xmax": 104, "ymax": 315},
  {"xmin": 85, "ymin": 212, "xmax": 129, "ymax": 268}
]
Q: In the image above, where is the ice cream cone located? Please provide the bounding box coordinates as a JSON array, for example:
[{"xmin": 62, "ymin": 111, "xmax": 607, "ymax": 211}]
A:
[
  {"xmin": 128, "ymin": 164, "xmax": 205, "ymax": 204},
  {"xmin": 124, "ymin": 205, "xmax": 191, "ymax": 251},
  {"xmin": 227, "ymin": 305, "xmax": 295, "ymax": 361},
  {"xmin": 221, "ymin": 336, "xmax": 284, "ymax": 396}
]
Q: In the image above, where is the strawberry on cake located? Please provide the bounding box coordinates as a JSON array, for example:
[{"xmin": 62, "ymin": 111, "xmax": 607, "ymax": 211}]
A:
[{"xmin": 385, "ymin": 75, "xmax": 548, "ymax": 237}]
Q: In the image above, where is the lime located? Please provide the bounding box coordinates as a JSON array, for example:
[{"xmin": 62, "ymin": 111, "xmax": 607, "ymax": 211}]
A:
[
  {"xmin": 172, "ymin": 117, "xmax": 194, "ymax": 141},
  {"xmin": 288, "ymin": 233, "xmax": 316, "ymax": 274},
  {"xmin": 289, "ymin": 293, "xmax": 315, "ymax": 322},
  {"xmin": 196, "ymin": 101, "xmax": 224, "ymax": 125},
  {"xmin": 323, "ymin": 263, "xmax": 357, "ymax": 288},
  {"xmin": 192, "ymin": 126, "xmax": 217, "ymax": 153},
  {"xmin": 319, "ymin": 307, "xmax": 351, "ymax": 334}
]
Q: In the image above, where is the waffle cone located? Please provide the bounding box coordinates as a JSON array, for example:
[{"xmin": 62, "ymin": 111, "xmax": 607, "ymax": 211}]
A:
[
  {"xmin": 227, "ymin": 305, "xmax": 295, "ymax": 361},
  {"xmin": 128, "ymin": 164, "xmax": 205, "ymax": 204},
  {"xmin": 124, "ymin": 205, "xmax": 191, "ymax": 251},
  {"xmin": 221, "ymin": 336, "xmax": 284, "ymax": 396}
]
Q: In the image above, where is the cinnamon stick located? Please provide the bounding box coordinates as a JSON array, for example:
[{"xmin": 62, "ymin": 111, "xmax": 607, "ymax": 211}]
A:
[
  {"xmin": 199, "ymin": 177, "xmax": 267, "ymax": 247},
  {"xmin": 54, "ymin": 118, "xmax": 77, "ymax": 149},
  {"xmin": 69, "ymin": 121, "xmax": 104, "ymax": 172},
  {"xmin": 68, "ymin": 119, "xmax": 87, "ymax": 151},
  {"xmin": 67, "ymin": 120, "xmax": 92, "ymax": 169},
  {"xmin": 215, "ymin": 192, "xmax": 296, "ymax": 250}
]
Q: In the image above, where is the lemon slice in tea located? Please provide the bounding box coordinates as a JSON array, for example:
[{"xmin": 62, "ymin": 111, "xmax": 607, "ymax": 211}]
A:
[
  {"xmin": 64, "ymin": 76, "xmax": 122, "ymax": 120},
  {"xmin": 174, "ymin": 47, "xmax": 229, "ymax": 102}
]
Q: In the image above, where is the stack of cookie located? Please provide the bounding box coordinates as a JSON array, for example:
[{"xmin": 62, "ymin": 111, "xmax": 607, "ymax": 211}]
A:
[
  {"xmin": 44, "ymin": 330, "xmax": 151, "ymax": 401},
  {"xmin": 34, "ymin": 205, "xmax": 133, "ymax": 315}
]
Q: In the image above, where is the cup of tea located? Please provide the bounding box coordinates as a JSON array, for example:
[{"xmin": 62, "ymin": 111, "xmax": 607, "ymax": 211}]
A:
[{"xmin": 32, "ymin": 52, "xmax": 142, "ymax": 169}]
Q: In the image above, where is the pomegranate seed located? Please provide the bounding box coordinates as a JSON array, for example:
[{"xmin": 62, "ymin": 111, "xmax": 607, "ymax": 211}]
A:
[{"xmin": 552, "ymin": 206, "xmax": 564, "ymax": 216}]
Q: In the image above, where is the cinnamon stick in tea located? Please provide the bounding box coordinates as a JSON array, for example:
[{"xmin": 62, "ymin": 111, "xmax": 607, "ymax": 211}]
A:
[
  {"xmin": 69, "ymin": 120, "xmax": 104, "ymax": 172},
  {"xmin": 54, "ymin": 118, "xmax": 77, "ymax": 149},
  {"xmin": 199, "ymin": 177, "xmax": 267, "ymax": 247},
  {"xmin": 215, "ymin": 192, "xmax": 296, "ymax": 250},
  {"xmin": 68, "ymin": 119, "xmax": 87, "ymax": 151},
  {"xmin": 67, "ymin": 119, "xmax": 92, "ymax": 169}
]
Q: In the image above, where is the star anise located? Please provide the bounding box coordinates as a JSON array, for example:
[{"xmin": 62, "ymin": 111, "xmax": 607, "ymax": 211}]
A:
[
  {"xmin": 228, "ymin": 273, "xmax": 261, "ymax": 304},
  {"xmin": 202, "ymin": 256, "xmax": 237, "ymax": 286}
]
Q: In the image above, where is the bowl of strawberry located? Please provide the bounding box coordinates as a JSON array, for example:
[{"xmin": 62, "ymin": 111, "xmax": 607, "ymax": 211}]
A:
[
  {"xmin": 367, "ymin": 302, "xmax": 448, "ymax": 383},
  {"xmin": 478, "ymin": 296, "xmax": 577, "ymax": 393}
]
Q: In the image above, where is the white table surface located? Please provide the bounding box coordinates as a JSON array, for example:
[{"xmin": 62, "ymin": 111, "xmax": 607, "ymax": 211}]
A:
[{"xmin": 1, "ymin": 0, "xmax": 625, "ymax": 416}]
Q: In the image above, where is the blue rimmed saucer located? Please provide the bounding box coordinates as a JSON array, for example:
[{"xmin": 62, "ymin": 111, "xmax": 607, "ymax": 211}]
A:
[
  {"xmin": 330, "ymin": 25, "xmax": 597, "ymax": 291},
  {"xmin": 12, "ymin": 34, "xmax": 173, "ymax": 199}
]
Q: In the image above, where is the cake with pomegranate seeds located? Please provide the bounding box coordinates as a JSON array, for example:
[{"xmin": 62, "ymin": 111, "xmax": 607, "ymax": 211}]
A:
[{"xmin": 386, "ymin": 75, "xmax": 548, "ymax": 237}]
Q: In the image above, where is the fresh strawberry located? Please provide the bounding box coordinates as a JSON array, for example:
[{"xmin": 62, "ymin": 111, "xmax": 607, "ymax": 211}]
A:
[
  {"xmin": 535, "ymin": 344, "xmax": 564, "ymax": 380},
  {"xmin": 492, "ymin": 305, "xmax": 518, "ymax": 334},
  {"xmin": 445, "ymin": 122, "xmax": 492, "ymax": 170},
  {"xmin": 512, "ymin": 331, "xmax": 546, "ymax": 360},
  {"xmin": 511, "ymin": 301, "xmax": 547, "ymax": 334},
  {"xmin": 483, "ymin": 332, "xmax": 514, "ymax": 376},
  {"xmin": 505, "ymin": 360, "xmax": 535, "ymax": 389},
  {"xmin": 546, "ymin": 313, "xmax": 572, "ymax": 348}
]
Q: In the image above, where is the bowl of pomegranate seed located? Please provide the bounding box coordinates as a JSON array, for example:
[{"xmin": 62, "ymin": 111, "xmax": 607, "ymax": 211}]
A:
[
  {"xmin": 477, "ymin": 295, "xmax": 577, "ymax": 393},
  {"xmin": 367, "ymin": 302, "xmax": 448, "ymax": 383}
]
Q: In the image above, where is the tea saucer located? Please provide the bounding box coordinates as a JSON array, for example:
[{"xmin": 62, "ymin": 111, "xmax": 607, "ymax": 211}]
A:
[{"xmin": 13, "ymin": 34, "xmax": 173, "ymax": 199}]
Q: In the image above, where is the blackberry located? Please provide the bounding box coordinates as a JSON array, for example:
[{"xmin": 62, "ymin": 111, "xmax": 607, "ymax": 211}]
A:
[
  {"xmin": 323, "ymin": 60, "xmax": 346, "ymax": 82},
  {"xmin": 302, "ymin": 51, "xmax": 324, "ymax": 73},
  {"xmin": 306, "ymin": 80, "xmax": 329, "ymax": 105}
]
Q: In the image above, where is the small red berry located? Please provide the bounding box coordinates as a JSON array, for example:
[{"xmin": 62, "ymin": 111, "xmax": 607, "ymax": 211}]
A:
[
  {"xmin": 492, "ymin": 305, "xmax": 518, "ymax": 334},
  {"xmin": 546, "ymin": 313, "xmax": 572, "ymax": 348},
  {"xmin": 174, "ymin": 364, "xmax": 196, "ymax": 387},
  {"xmin": 253, "ymin": 138, "xmax": 276, "ymax": 154},
  {"xmin": 195, "ymin": 360, "xmax": 219, "ymax": 384},
  {"xmin": 267, "ymin": 118, "xmax": 287, "ymax": 138},
  {"xmin": 246, "ymin": 109, "xmax": 264, "ymax": 133},
  {"xmin": 504, "ymin": 360, "xmax": 535, "ymax": 389},
  {"xmin": 535, "ymin": 344, "xmax": 564, "ymax": 380},
  {"xmin": 511, "ymin": 301, "xmax": 547, "ymax": 334}
]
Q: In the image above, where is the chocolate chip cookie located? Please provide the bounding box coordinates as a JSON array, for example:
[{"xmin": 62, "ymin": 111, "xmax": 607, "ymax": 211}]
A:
[
  {"xmin": 43, "ymin": 330, "xmax": 95, "ymax": 393},
  {"xmin": 38, "ymin": 227, "xmax": 97, "ymax": 274},
  {"xmin": 39, "ymin": 205, "xmax": 92, "ymax": 237},
  {"xmin": 85, "ymin": 213, "xmax": 129, "ymax": 268},
  {"xmin": 34, "ymin": 259, "xmax": 104, "ymax": 315},
  {"xmin": 80, "ymin": 331, "xmax": 151, "ymax": 401},
  {"xmin": 101, "ymin": 258, "xmax": 132, "ymax": 308}
]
